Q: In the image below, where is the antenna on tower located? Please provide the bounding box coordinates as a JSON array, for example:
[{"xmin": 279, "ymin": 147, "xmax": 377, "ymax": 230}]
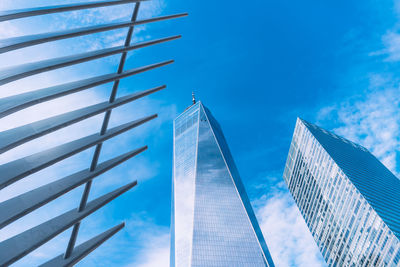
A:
[{"xmin": 192, "ymin": 91, "xmax": 196, "ymax": 104}]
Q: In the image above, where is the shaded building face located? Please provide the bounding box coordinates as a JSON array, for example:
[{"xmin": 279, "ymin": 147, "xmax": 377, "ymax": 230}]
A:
[
  {"xmin": 283, "ymin": 118, "xmax": 400, "ymax": 266},
  {"xmin": 171, "ymin": 102, "xmax": 274, "ymax": 267}
]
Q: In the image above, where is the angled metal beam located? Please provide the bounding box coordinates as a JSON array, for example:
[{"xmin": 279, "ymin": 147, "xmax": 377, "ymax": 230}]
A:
[
  {"xmin": 0, "ymin": 146, "xmax": 146, "ymax": 229},
  {"xmin": 0, "ymin": 13, "xmax": 188, "ymax": 53},
  {"xmin": 0, "ymin": 35, "xmax": 181, "ymax": 86},
  {"xmin": 0, "ymin": 85, "xmax": 164, "ymax": 153},
  {"xmin": 64, "ymin": 2, "xmax": 142, "ymax": 258},
  {"xmin": 0, "ymin": 61, "xmax": 172, "ymax": 118},
  {"xmin": 0, "ymin": 0, "xmax": 145, "ymax": 22},
  {"xmin": 0, "ymin": 0, "xmax": 186, "ymax": 265},
  {"xmin": 0, "ymin": 181, "xmax": 137, "ymax": 266},
  {"xmin": 39, "ymin": 223, "xmax": 125, "ymax": 267},
  {"xmin": 0, "ymin": 114, "xmax": 156, "ymax": 190}
]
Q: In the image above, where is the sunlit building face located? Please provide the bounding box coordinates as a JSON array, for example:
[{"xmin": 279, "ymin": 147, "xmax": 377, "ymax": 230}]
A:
[
  {"xmin": 171, "ymin": 102, "xmax": 274, "ymax": 267},
  {"xmin": 283, "ymin": 118, "xmax": 400, "ymax": 266}
]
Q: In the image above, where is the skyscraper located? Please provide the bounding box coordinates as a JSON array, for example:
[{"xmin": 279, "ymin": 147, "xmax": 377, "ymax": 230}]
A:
[
  {"xmin": 283, "ymin": 118, "xmax": 400, "ymax": 266},
  {"xmin": 171, "ymin": 101, "xmax": 274, "ymax": 267}
]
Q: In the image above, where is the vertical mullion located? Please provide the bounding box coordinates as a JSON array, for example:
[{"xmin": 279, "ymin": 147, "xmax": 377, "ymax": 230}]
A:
[{"xmin": 64, "ymin": 2, "xmax": 141, "ymax": 259}]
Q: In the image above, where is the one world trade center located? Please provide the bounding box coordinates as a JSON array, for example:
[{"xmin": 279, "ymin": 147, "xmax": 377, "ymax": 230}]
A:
[{"xmin": 170, "ymin": 99, "xmax": 274, "ymax": 267}]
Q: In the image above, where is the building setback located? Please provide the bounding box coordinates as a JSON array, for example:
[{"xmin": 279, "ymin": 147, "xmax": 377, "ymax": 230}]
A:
[
  {"xmin": 283, "ymin": 118, "xmax": 400, "ymax": 266},
  {"xmin": 171, "ymin": 101, "xmax": 274, "ymax": 267}
]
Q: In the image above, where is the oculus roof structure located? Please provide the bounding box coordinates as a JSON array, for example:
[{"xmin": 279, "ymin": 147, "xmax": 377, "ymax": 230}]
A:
[{"xmin": 0, "ymin": 1, "xmax": 186, "ymax": 265}]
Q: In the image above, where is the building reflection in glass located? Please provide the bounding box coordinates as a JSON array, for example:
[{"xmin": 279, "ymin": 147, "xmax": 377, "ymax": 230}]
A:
[{"xmin": 171, "ymin": 102, "xmax": 274, "ymax": 267}]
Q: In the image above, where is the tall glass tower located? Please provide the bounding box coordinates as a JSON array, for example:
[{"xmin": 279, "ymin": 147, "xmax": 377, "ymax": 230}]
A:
[
  {"xmin": 283, "ymin": 118, "xmax": 400, "ymax": 266},
  {"xmin": 171, "ymin": 101, "xmax": 274, "ymax": 267}
]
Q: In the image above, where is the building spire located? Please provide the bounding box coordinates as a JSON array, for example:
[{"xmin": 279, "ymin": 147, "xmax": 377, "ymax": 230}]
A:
[{"xmin": 192, "ymin": 91, "xmax": 196, "ymax": 104}]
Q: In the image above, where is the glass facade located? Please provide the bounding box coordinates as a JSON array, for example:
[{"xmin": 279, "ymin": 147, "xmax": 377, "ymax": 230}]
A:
[
  {"xmin": 283, "ymin": 118, "xmax": 400, "ymax": 266},
  {"xmin": 171, "ymin": 102, "xmax": 274, "ymax": 267}
]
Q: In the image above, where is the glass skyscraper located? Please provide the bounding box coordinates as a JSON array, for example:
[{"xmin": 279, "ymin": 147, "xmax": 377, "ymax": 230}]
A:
[
  {"xmin": 171, "ymin": 101, "xmax": 274, "ymax": 267},
  {"xmin": 283, "ymin": 118, "xmax": 400, "ymax": 266}
]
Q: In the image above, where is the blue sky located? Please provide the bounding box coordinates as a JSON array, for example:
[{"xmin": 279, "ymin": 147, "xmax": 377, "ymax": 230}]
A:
[{"xmin": 0, "ymin": 0, "xmax": 400, "ymax": 266}]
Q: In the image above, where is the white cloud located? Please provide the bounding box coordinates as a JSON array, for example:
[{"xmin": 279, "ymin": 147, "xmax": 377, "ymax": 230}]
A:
[
  {"xmin": 381, "ymin": 31, "xmax": 400, "ymax": 61},
  {"xmin": 317, "ymin": 0, "xmax": 400, "ymax": 176},
  {"xmin": 369, "ymin": 4, "xmax": 400, "ymax": 62},
  {"xmin": 254, "ymin": 182, "xmax": 326, "ymax": 267},
  {"xmin": 138, "ymin": 0, "xmax": 166, "ymax": 20},
  {"xmin": 132, "ymin": 234, "xmax": 170, "ymax": 267},
  {"xmin": 371, "ymin": 0, "xmax": 400, "ymax": 63},
  {"xmin": 123, "ymin": 214, "xmax": 170, "ymax": 267},
  {"xmin": 316, "ymin": 74, "xmax": 400, "ymax": 176},
  {"xmin": 370, "ymin": 31, "xmax": 400, "ymax": 62},
  {"xmin": 0, "ymin": 21, "xmax": 21, "ymax": 39}
]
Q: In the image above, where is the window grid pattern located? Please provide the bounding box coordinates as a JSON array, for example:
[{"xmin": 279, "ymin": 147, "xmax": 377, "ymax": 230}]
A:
[
  {"xmin": 172, "ymin": 102, "xmax": 274, "ymax": 267},
  {"xmin": 191, "ymin": 105, "xmax": 267, "ymax": 267},
  {"xmin": 172, "ymin": 103, "xmax": 200, "ymax": 267},
  {"xmin": 283, "ymin": 118, "xmax": 400, "ymax": 267}
]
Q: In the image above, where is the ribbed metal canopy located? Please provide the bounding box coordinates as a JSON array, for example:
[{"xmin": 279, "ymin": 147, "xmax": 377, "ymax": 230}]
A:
[{"xmin": 0, "ymin": 1, "xmax": 186, "ymax": 265}]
